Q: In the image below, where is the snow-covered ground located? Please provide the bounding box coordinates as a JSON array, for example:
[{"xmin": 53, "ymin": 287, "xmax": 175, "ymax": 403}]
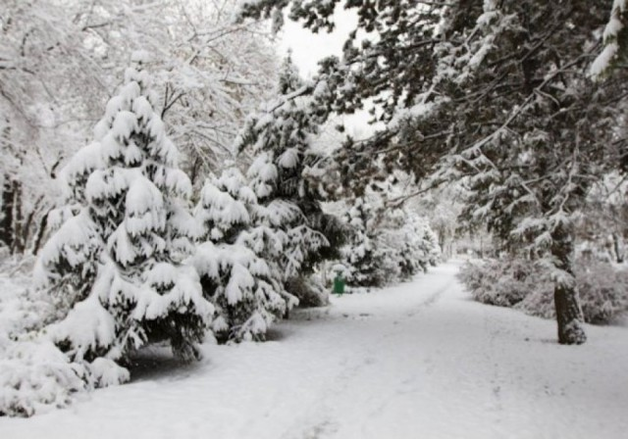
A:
[{"xmin": 2, "ymin": 261, "xmax": 627, "ymax": 439}]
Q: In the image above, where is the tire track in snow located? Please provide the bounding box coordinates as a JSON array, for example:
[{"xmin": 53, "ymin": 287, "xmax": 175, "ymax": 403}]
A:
[{"xmin": 404, "ymin": 276, "xmax": 455, "ymax": 318}]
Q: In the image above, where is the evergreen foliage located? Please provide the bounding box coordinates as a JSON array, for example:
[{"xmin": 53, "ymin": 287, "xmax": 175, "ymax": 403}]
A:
[
  {"xmin": 35, "ymin": 54, "xmax": 214, "ymax": 367},
  {"xmin": 342, "ymin": 197, "xmax": 389, "ymax": 288},
  {"xmin": 193, "ymin": 167, "xmax": 291, "ymax": 342},
  {"xmin": 341, "ymin": 180, "xmax": 440, "ymax": 288},
  {"xmin": 236, "ymin": 55, "xmax": 345, "ymax": 304}
]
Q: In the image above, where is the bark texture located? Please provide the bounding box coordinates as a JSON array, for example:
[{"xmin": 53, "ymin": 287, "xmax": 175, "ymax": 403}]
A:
[
  {"xmin": 0, "ymin": 176, "xmax": 15, "ymax": 249},
  {"xmin": 551, "ymin": 225, "xmax": 586, "ymax": 345}
]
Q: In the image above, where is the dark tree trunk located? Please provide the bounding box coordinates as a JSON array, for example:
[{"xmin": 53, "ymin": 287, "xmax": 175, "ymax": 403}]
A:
[
  {"xmin": 10, "ymin": 180, "xmax": 24, "ymax": 254},
  {"xmin": 0, "ymin": 176, "xmax": 15, "ymax": 249},
  {"xmin": 551, "ymin": 224, "xmax": 586, "ymax": 345},
  {"xmin": 612, "ymin": 233, "xmax": 624, "ymax": 263},
  {"xmin": 32, "ymin": 207, "xmax": 52, "ymax": 255}
]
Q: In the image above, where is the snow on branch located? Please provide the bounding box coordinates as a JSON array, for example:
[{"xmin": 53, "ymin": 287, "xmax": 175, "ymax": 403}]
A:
[{"xmin": 591, "ymin": 0, "xmax": 627, "ymax": 79}]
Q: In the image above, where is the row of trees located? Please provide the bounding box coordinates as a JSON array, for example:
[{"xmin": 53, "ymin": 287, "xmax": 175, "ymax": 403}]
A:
[
  {"xmin": 341, "ymin": 178, "xmax": 440, "ymax": 288},
  {"xmin": 240, "ymin": 0, "xmax": 628, "ymax": 344},
  {"xmin": 33, "ymin": 53, "xmax": 338, "ymax": 364},
  {"xmin": 1, "ymin": 48, "xmax": 439, "ymax": 416}
]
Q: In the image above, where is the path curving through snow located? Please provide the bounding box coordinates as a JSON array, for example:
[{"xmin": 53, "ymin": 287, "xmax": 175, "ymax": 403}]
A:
[{"xmin": 2, "ymin": 261, "xmax": 628, "ymax": 439}]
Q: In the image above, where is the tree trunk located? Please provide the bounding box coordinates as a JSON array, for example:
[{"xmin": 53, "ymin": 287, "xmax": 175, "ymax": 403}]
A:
[
  {"xmin": 32, "ymin": 206, "xmax": 52, "ymax": 255},
  {"xmin": 612, "ymin": 233, "xmax": 624, "ymax": 263},
  {"xmin": 437, "ymin": 229, "xmax": 448, "ymax": 259},
  {"xmin": 10, "ymin": 180, "xmax": 25, "ymax": 254},
  {"xmin": 551, "ymin": 224, "xmax": 586, "ymax": 345},
  {"xmin": 22, "ymin": 195, "xmax": 44, "ymax": 253},
  {"xmin": 0, "ymin": 176, "xmax": 15, "ymax": 248}
]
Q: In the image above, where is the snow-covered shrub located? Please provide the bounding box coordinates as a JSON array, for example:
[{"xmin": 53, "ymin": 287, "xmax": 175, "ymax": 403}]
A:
[
  {"xmin": 577, "ymin": 262, "xmax": 628, "ymax": 324},
  {"xmin": 517, "ymin": 259, "xmax": 628, "ymax": 324},
  {"xmin": 0, "ymin": 339, "xmax": 88, "ymax": 417},
  {"xmin": 341, "ymin": 197, "xmax": 391, "ymax": 288},
  {"xmin": 513, "ymin": 284, "xmax": 555, "ymax": 320},
  {"xmin": 0, "ymin": 258, "xmax": 80, "ymax": 417},
  {"xmin": 0, "ymin": 261, "xmax": 54, "ymax": 339},
  {"xmin": 460, "ymin": 257, "xmax": 628, "ymax": 324},
  {"xmin": 284, "ymin": 274, "xmax": 328, "ymax": 308},
  {"xmin": 34, "ymin": 54, "xmax": 213, "ymax": 369},
  {"xmin": 0, "ymin": 335, "xmax": 132, "ymax": 417},
  {"xmin": 422, "ymin": 225, "xmax": 441, "ymax": 267},
  {"xmin": 458, "ymin": 258, "xmax": 548, "ymax": 307},
  {"xmin": 395, "ymin": 215, "xmax": 441, "ymax": 279}
]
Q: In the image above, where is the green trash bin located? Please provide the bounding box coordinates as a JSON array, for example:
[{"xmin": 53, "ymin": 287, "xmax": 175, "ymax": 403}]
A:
[{"xmin": 333, "ymin": 271, "xmax": 345, "ymax": 295}]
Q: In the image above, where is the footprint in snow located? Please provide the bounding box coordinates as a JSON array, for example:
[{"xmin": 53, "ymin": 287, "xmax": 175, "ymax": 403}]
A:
[
  {"xmin": 341, "ymin": 312, "xmax": 372, "ymax": 320},
  {"xmin": 300, "ymin": 419, "xmax": 339, "ymax": 439}
]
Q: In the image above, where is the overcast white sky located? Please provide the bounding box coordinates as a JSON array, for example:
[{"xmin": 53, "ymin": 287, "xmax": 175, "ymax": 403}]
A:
[{"xmin": 277, "ymin": 10, "xmax": 357, "ymax": 78}]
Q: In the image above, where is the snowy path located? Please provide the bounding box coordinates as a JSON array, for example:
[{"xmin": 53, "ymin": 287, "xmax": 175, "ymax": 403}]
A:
[{"xmin": 3, "ymin": 261, "xmax": 628, "ymax": 439}]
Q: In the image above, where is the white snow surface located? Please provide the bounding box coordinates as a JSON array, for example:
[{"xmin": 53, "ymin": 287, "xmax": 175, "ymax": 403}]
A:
[{"xmin": 2, "ymin": 261, "xmax": 628, "ymax": 438}]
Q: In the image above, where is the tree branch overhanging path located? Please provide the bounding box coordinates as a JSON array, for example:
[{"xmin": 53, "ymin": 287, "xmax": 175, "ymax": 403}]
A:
[{"xmin": 239, "ymin": 0, "xmax": 628, "ymax": 345}]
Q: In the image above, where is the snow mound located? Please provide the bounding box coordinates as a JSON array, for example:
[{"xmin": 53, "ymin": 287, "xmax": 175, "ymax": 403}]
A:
[{"xmin": 0, "ymin": 339, "xmax": 87, "ymax": 417}]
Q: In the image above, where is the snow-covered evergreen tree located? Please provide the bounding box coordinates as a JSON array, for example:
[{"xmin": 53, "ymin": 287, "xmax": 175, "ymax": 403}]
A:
[
  {"xmin": 341, "ymin": 197, "xmax": 391, "ymax": 288},
  {"xmin": 341, "ymin": 183, "xmax": 440, "ymax": 288},
  {"xmin": 397, "ymin": 215, "xmax": 441, "ymax": 277},
  {"xmin": 193, "ymin": 167, "xmax": 289, "ymax": 342},
  {"xmin": 35, "ymin": 53, "xmax": 214, "ymax": 369},
  {"xmin": 236, "ymin": 55, "xmax": 344, "ymax": 304}
]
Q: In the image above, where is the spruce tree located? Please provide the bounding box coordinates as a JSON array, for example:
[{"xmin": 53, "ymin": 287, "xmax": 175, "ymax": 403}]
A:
[
  {"xmin": 35, "ymin": 52, "xmax": 213, "ymax": 369},
  {"xmin": 236, "ymin": 55, "xmax": 344, "ymax": 304},
  {"xmin": 194, "ymin": 167, "xmax": 289, "ymax": 342},
  {"xmin": 342, "ymin": 197, "xmax": 390, "ymax": 288}
]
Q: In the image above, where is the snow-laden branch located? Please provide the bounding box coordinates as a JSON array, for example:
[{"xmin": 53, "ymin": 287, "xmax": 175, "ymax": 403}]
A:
[{"xmin": 591, "ymin": 0, "xmax": 627, "ymax": 79}]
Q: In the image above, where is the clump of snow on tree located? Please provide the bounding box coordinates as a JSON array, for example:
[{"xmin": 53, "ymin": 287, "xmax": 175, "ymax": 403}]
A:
[{"xmin": 591, "ymin": 0, "xmax": 627, "ymax": 79}]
